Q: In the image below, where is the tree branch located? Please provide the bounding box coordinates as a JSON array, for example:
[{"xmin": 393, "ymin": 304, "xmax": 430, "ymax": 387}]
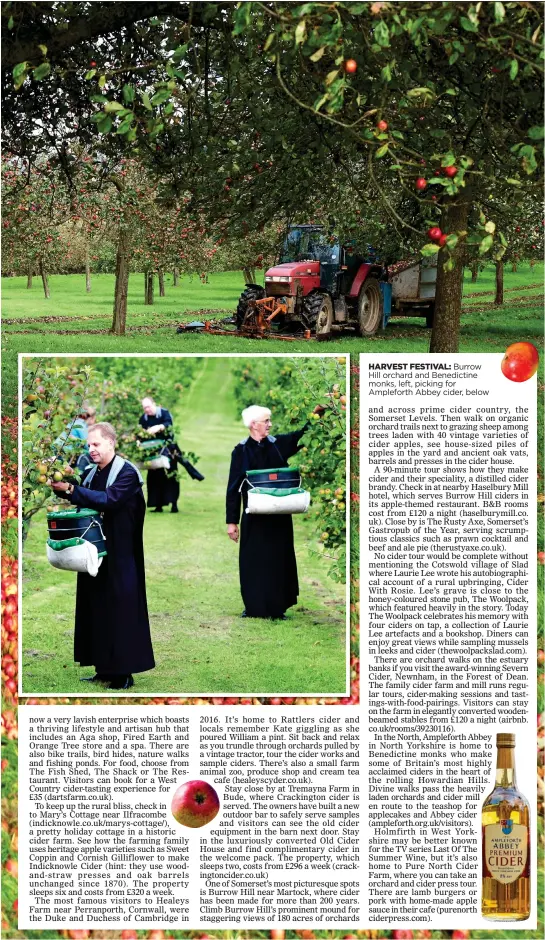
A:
[{"xmin": 2, "ymin": 2, "xmax": 228, "ymax": 70}]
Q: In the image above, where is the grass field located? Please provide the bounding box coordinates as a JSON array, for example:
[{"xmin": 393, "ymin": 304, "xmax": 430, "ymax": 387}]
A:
[{"xmin": 21, "ymin": 358, "xmax": 347, "ymax": 697}]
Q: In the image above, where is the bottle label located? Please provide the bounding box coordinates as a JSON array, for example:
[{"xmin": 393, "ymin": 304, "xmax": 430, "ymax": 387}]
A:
[{"xmin": 485, "ymin": 822, "xmax": 527, "ymax": 884}]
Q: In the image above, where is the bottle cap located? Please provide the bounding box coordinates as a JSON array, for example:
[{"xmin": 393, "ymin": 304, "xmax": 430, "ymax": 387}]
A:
[{"xmin": 496, "ymin": 733, "xmax": 515, "ymax": 746}]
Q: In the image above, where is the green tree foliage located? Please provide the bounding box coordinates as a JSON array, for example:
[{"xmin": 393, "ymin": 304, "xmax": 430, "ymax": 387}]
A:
[
  {"xmin": 3, "ymin": 2, "xmax": 542, "ymax": 350},
  {"xmin": 21, "ymin": 356, "xmax": 199, "ymax": 536},
  {"xmin": 231, "ymin": 356, "xmax": 347, "ymax": 581}
]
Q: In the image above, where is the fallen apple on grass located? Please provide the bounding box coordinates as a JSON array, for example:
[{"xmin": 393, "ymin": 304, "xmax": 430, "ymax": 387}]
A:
[{"xmin": 171, "ymin": 779, "xmax": 220, "ymax": 828}]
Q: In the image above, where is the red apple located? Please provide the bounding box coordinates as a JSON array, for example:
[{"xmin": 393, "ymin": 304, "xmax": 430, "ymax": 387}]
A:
[
  {"xmin": 500, "ymin": 342, "xmax": 539, "ymax": 382},
  {"xmin": 376, "ymin": 119, "xmax": 388, "ymax": 131},
  {"xmin": 344, "ymin": 59, "xmax": 357, "ymax": 74},
  {"xmin": 444, "ymin": 165, "xmax": 458, "ymax": 177},
  {"xmin": 438, "ymin": 233, "xmax": 448, "ymax": 247},
  {"xmin": 415, "ymin": 177, "xmax": 427, "ymax": 191},
  {"xmin": 428, "ymin": 226, "xmax": 442, "ymax": 242},
  {"xmin": 171, "ymin": 779, "xmax": 220, "ymax": 828}
]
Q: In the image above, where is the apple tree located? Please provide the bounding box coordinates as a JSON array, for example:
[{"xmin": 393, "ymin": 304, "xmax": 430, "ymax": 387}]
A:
[
  {"xmin": 232, "ymin": 356, "xmax": 347, "ymax": 581},
  {"xmin": 21, "ymin": 356, "xmax": 201, "ymax": 540}
]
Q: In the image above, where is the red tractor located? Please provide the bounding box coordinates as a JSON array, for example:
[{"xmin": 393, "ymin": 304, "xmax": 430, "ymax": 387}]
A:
[{"xmin": 236, "ymin": 224, "xmax": 390, "ymax": 339}]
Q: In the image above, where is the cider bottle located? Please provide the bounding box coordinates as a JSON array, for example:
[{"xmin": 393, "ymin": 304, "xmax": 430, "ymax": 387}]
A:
[{"xmin": 481, "ymin": 732, "xmax": 530, "ymax": 920}]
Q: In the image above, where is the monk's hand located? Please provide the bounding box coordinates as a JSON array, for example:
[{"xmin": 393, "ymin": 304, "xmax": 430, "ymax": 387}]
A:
[
  {"xmin": 150, "ymin": 424, "xmax": 165, "ymax": 434},
  {"xmin": 50, "ymin": 480, "xmax": 71, "ymax": 492},
  {"xmin": 313, "ymin": 404, "xmax": 326, "ymax": 416},
  {"xmin": 227, "ymin": 524, "xmax": 239, "ymax": 543}
]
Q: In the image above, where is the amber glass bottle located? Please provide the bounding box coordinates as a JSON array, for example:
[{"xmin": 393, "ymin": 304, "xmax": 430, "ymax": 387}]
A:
[{"xmin": 481, "ymin": 733, "xmax": 530, "ymax": 920}]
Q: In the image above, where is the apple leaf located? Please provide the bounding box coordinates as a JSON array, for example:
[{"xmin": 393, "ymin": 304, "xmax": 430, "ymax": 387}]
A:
[
  {"xmin": 310, "ymin": 46, "xmax": 326, "ymax": 62},
  {"xmin": 33, "ymin": 62, "xmax": 50, "ymax": 81},
  {"xmin": 478, "ymin": 234, "xmax": 494, "ymax": 255},
  {"xmin": 494, "ymin": 2, "xmax": 506, "ymax": 22},
  {"xmin": 375, "ymin": 143, "xmax": 389, "ymax": 158},
  {"xmin": 151, "ymin": 88, "xmax": 171, "ymax": 106},
  {"xmin": 96, "ymin": 116, "xmax": 112, "ymax": 135},
  {"xmin": 509, "ymin": 58, "xmax": 519, "ymax": 80},
  {"xmin": 103, "ymin": 101, "xmax": 125, "ymax": 112},
  {"xmin": 528, "ymin": 125, "xmax": 544, "ymax": 140},
  {"xmin": 295, "ymin": 20, "xmax": 307, "ymax": 45},
  {"xmin": 85, "ymin": 69, "xmax": 96, "ymax": 80},
  {"xmin": 374, "ymin": 21, "xmax": 390, "ymax": 47},
  {"xmin": 421, "ymin": 243, "xmax": 440, "ymax": 256}
]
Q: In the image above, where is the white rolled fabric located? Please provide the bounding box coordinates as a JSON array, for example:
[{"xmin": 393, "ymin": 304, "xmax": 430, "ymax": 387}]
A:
[
  {"xmin": 246, "ymin": 490, "xmax": 310, "ymax": 515},
  {"xmin": 46, "ymin": 540, "xmax": 102, "ymax": 577}
]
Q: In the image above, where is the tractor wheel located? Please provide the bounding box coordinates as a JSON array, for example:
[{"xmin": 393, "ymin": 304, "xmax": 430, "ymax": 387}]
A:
[
  {"xmin": 236, "ymin": 284, "xmax": 266, "ymax": 328},
  {"xmin": 303, "ymin": 292, "xmax": 333, "ymax": 340},
  {"xmin": 357, "ymin": 277, "xmax": 383, "ymax": 335}
]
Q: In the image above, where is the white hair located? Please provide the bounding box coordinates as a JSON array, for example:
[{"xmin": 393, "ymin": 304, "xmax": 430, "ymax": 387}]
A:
[{"xmin": 241, "ymin": 405, "xmax": 271, "ymax": 429}]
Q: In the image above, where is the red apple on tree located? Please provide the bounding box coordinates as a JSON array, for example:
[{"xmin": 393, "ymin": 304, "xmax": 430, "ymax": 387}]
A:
[
  {"xmin": 344, "ymin": 58, "xmax": 357, "ymax": 73},
  {"xmin": 171, "ymin": 779, "xmax": 220, "ymax": 828},
  {"xmin": 376, "ymin": 119, "xmax": 388, "ymax": 131},
  {"xmin": 444, "ymin": 165, "xmax": 458, "ymax": 177},
  {"xmin": 415, "ymin": 177, "xmax": 427, "ymax": 191},
  {"xmin": 500, "ymin": 342, "xmax": 539, "ymax": 382},
  {"xmin": 428, "ymin": 226, "xmax": 442, "ymax": 242}
]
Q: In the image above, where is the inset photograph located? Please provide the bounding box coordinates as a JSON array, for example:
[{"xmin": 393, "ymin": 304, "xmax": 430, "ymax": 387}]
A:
[{"xmin": 20, "ymin": 354, "xmax": 349, "ymax": 697}]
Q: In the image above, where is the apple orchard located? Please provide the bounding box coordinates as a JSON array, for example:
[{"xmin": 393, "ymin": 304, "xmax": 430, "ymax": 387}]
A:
[{"xmin": 1, "ymin": 2, "xmax": 544, "ymax": 939}]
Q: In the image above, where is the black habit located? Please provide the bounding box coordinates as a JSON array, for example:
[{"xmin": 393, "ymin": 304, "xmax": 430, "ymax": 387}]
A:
[
  {"xmin": 226, "ymin": 429, "xmax": 307, "ymax": 618},
  {"xmin": 138, "ymin": 407, "xmax": 179, "ymax": 510},
  {"xmin": 68, "ymin": 458, "xmax": 155, "ymax": 675}
]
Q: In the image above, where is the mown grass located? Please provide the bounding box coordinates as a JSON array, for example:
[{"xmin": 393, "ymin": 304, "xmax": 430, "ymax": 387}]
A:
[{"xmin": 21, "ymin": 358, "xmax": 347, "ymax": 696}]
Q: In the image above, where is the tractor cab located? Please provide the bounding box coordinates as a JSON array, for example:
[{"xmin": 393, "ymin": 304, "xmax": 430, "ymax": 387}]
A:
[{"xmin": 279, "ymin": 224, "xmax": 341, "ymax": 293}]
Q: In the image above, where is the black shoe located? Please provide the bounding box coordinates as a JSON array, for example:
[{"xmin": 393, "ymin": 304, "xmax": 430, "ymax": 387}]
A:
[
  {"xmin": 151, "ymin": 507, "xmax": 163, "ymax": 513},
  {"xmin": 271, "ymin": 614, "xmax": 288, "ymax": 621},
  {"xmin": 171, "ymin": 504, "xmax": 179, "ymax": 513},
  {"xmin": 80, "ymin": 674, "xmax": 108, "ymax": 683},
  {"xmin": 241, "ymin": 610, "xmax": 247, "ymax": 618},
  {"xmin": 109, "ymin": 675, "xmax": 134, "ymax": 690}
]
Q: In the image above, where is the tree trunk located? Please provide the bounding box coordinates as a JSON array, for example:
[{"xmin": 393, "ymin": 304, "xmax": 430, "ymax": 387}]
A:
[
  {"xmin": 158, "ymin": 270, "xmax": 165, "ymax": 297},
  {"xmin": 111, "ymin": 227, "xmax": 129, "ymax": 335},
  {"xmin": 173, "ymin": 267, "xmax": 179, "ymax": 287},
  {"xmin": 39, "ymin": 259, "xmax": 50, "ymax": 299},
  {"xmin": 145, "ymin": 271, "xmax": 154, "ymax": 305},
  {"xmin": 494, "ymin": 260, "xmax": 504, "ymax": 305},
  {"xmin": 470, "ymin": 261, "xmax": 479, "ymax": 283},
  {"xmin": 26, "ymin": 265, "xmax": 33, "ymax": 289},
  {"xmin": 429, "ymin": 192, "xmax": 472, "ymax": 354},
  {"xmin": 530, "ymin": 258, "xmax": 536, "ymax": 269},
  {"xmin": 511, "ymin": 262, "xmax": 518, "ymax": 273},
  {"xmin": 85, "ymin": 248, "xmax": 92, "ymax": 293}
]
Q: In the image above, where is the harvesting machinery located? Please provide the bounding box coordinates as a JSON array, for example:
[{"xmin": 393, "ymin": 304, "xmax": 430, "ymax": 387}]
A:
[
  {"xmin": 177, "ymin": 223, "xmax": 436, "ymax": 340},
  {"xmin": 235, "ymin": 224, "xmax": 391, "ymax": 339}
]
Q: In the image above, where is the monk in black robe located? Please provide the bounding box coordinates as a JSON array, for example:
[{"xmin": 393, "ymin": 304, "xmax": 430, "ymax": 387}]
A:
[
  {"xmin": 139, "ymin": 396, "xmax": 179, "ymax": 513},
  {"xmin": 51, "ymin": 422, "xmax": 154, "ymax": 690},
  {"xmin": 226, "ymin": 404, "xmax": 323, "ymax": 619}
]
